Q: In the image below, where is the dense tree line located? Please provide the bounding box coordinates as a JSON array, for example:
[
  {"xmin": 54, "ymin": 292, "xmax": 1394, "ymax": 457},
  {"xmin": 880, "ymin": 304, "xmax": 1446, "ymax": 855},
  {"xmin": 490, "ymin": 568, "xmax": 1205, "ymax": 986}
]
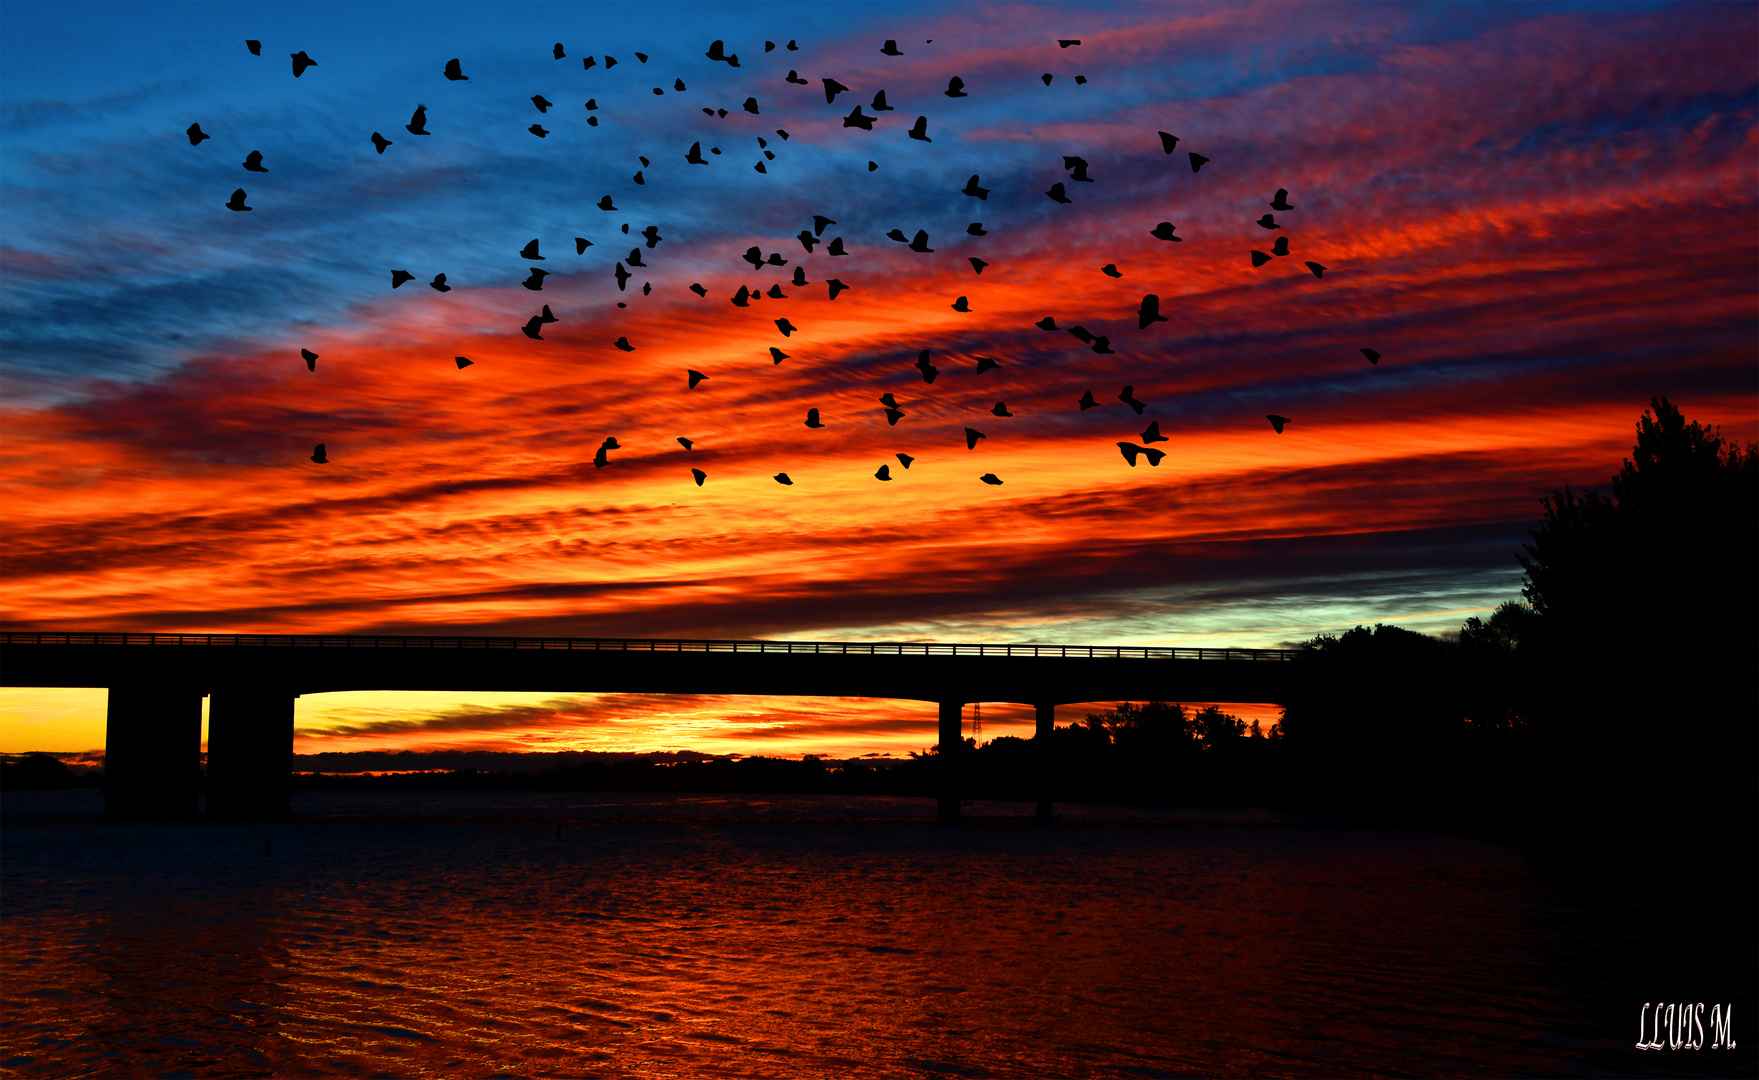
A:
[{"xmin": 1281, "ymin": 399, "xmax": 1756, "ymax": 848}]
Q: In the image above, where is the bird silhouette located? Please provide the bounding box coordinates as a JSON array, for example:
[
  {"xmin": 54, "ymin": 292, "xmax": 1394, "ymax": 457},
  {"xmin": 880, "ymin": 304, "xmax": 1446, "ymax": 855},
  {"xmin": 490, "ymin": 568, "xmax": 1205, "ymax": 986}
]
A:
[
  {"xmin": 875, "ymin": 464, "xmax": 892, "ymax": 481},
  {"xmin": 1062, "ymin": 155, "xmax": 1093, "ymax": 182},
  {"xmin": 1138, "ymin": 294, "xmax": 1167, "ymax": 328},
  {"xmin": 885, "ymin": 408, "xmax": 905, "ymax": 425},
  {"xmin": 642, "ymin": 225, "xmax": 662, "ymax": 248},
  {"xmin": 1305, "ymin": 262, "xmax": 1326, "ymax": 278},
  {"xmin": 1078, "ymin": 390, "xmax": 1099, "ymax": 410},
  {"xmin": 1272, "ymin": 237, "xmax": 1289, "ymax": 257},
  {"xmin": 951, "ymin": 296, "xmax": 970, "ymax": 312},
  {"xmin": 968, "ymin": 257, "xmax": 989, "ymax": 275},
  {"xmin": 406, "ymin": 104, "xmax": 429, "ymax": 134},
  {"xmin": 991, "ymin": 402, "xmax": 1012, "ymax": 417},
  {"xmin": 1266, "ymin": 414, "xmax": 1291, "ymax": 433},
  {"xmin": 541, "ymin": 305, "xmax": 557, "ymax": 323},
  {"xmin": 823, "ymin": 78, "xmax": 850, "ymax": 104},
  {"xmin": 842, "ymin": 106, "xmax": 875, "ymax": 130},
  {"xmin": 532, "ymin": 95, "xmax": 552, "ymax": 109},
  {"xmin": 1270, "ymin": 188, "xmax": 1293, "ymax": 211},
  {"xmin": 775, "ymin": 318, "xmax": 798, "ymax": 336},
  {"xmin": 1046, "ymin": 182, "xmax": 1072, "ymax": 204},
  {"xmin": 1151, "ymin": 222, "xmax": 1181, "ymax": 241},
  {"xmin": 431, "ymin": 273, "xmax": 450, "ymax": 291},
  {"xmin": 529, "ymin": 124, "xmax": 549, "ymax": 137},
  {"xmin": 974, "ymin": 355, "xmax": 1000, "ymax": 373},
  {"xmin": 583, "ymin": 56, "xmax": 596, "ymax": 70},
  {"xmin": 692, "ymin": 468, "xmax": 707, "ymax": 486},
  {"xmin": 1091, "ymin": 336, "xmax": 1114, "ymax": 354},
  {"xmin": 908, "ymin": 116, "xmax": 931, "ymax": 142},
  {"xmin": 687, "ymin": 369, "xmax": 707, "ymax": 387},
  {"xmin": 689, "ymin": 282, "xmax": 708, "ymax": 296},
  {"xmin": 246, "ymin": 40, "xmax": 261, "ymax": 55},
  {"xmin": 686, "ymin": 142, "xmax": 707, "ymax": 164},
  {"xmin": 226, "ymin": 188, "xmax": 251, "ymax": 211},
  {"xmin": 455, "ymin": 356, "xmax": 473, "ymax": 369},
  {"xmin": 594, "ymin": 446, "xmax": 611, "ymax": 468},
  {"xmin": 705, "ymin": 40, "xmax": 738, "ymax": 65},
  {"xmin": 896, "ymin": 452, "xmax": 915, "ymax": 468},
  {"xmin": 944, "ymin": 76, "xmax": 967, "ymax": 97},
  {"xmin": 371, "ymin": 132, "xmax": 392, "ymax": 153},
  {"xmin": 827, "ymin": 278, "xmax": 849, "ymax": 299},
  {"xmin": 871, "ymin": 89, "xmax": 894, "ymax": 111},
  {"xmin": 786, "ymin": 69, "xmax": 808, "ymax": 84},
  {"xmin": 1041, "ymin": 73, "xmax": 1054, "ymax": 85},
  {"xmin": 678, "ymin": 437, "xmax": 694, "ymax": 449},
  {"xmin": 1117, "ymin": 442, "xmax": 1166, "ymax": 467},
  {"xmin": 968, "ymin": 222, "xmax": 987, "ymax": 235},
  {"xmin": 444, "ymin": 58, "xmax": 468, "ymax": 80},
  {"xmin": 979, "ymin": 473, "xmax": 1002, "ymax": 485},
  {"xmin": 792, "ymin": 266, "xmax": 809, "ymax": 286},
  {"xmin": 521, "ymin": 239, "xmax": 544, "ymax": 260},
  {"xmin": 1257, "ymin": 214, "xmax": 1280, "ymax": 230},
  {"xmin": 964, "ymin": 428, "xmax": 986, "ymax": 449},
  {"xmin": 574, "ymin": 237, "xmax": 593, "ymax": 255},
  {"xmin": 310, "ymin": 443, "xmax": 327, "ymax": 463},
  {"xmin": 813, "ymin": 215, "xmax": 836, "ymax": 235},
  {"xmin": 186, "ymin": 122, "xmax": 210, "ymax": 145},
  {"xmin": 881, "ymin": 39, "xmax": 902, "ymax": 55},
  {"xmin": 1059, "ymin": 38, "xmax": 1081, "ymax": 47},
  {"xmin": 522, "ymin": 315, "xmax": 544, "ymax": 339},
  {"xmin": 301, "ymin": 348, "xmax": 318, "ymax": 371},
  {"xmin": 909, "ymin": 230, "xmax": 934, "ymax": 252},
  {"xmin": 1362, "ymin": 348, "xmax": 1381, "ymax": 365},
  {"xmin": 804, "ymin": 408, "xmax": 825, "ymax": 428},
  {"xmin": 770, "ymin": 347, "xmax": 789, "ymax": 365},
  {"xmin": 614, "ymin": 263, "xmax": 632, "ymax": 290},
  {"xmin": 963, "ymin": 175, "xmax": 989, "ymax": 199},
  {"xmin": 887, "ymin": 229, "xmax": 909, "ymax": 243},
  {"xmin": 674, "ymin": 79, "xmax": 687, "ymax": 92},
  {"xmin": 1067, "ymin": 325, "xmax": 1094, "ymax": 343},
  {"xmin": 242, "ymin": 150, "xmax": 267, "ymax": 172},
  {"xmin": 627, "ymin": 247, "xmax": 646, "ymax": 267},
  {"xmin": 1036, "ymin": 317, "xmax": 1058, "ymax": 330},
  {"xmin": 743, "ymin": 245, "xmax": 766, "ymax": 268},
  {"xmin": 1119, "ymin": 385, "xmax": 1147, "ymax": 414},
  {"xmin": 1250, "ymin": 251, "xmax": 1271, "ymax": 267},
  {"xmin": 291, "ymin": 51, "xmax": 316, "ymax": 77},
  {"xmin": 774, "ymin": 473, "xmax": 793, "ymax": 485},
  {"xmin": 391, "ymin": 270, "xmax": 414, "ymax": 288},
  {"xmin": 613, "ymin": 336, "xmax": 635, "ymax": 352},
  {"xmin": 731, "ymin": 285, "xmax": 750, "ymax": 306},
  {"xmin": 1141, "ymin": 421, "xmax": 1168, "ymax": 444},
  {"xmin": 914, "ymin": 350, "xmax": 940, "ymax": 383},
  {"xmin": 523, "ymin": 268, "xmax": 549, "ymax": 290},
  {"xmin": 1101, "ymin": 263, "xmax": 1121, "ymax": 278},
  {"xmin": 1188, "ymin": 152, "xmax": 1209, "ymax": 172},
  {"xmin": 553, "ymin": 43, "xmax": 564, "ymax": 59},
  {"xmin": 1158, "ymin": 131, "xmax": 1179, "ymax": 154}
]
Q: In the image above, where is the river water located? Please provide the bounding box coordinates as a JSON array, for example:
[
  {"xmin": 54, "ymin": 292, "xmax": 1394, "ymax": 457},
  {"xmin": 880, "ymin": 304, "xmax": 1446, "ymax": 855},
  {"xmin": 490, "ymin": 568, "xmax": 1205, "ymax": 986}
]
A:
[{"xmin": 1, "ymin": 790, "xmax": 1752, "ymax": 1078}]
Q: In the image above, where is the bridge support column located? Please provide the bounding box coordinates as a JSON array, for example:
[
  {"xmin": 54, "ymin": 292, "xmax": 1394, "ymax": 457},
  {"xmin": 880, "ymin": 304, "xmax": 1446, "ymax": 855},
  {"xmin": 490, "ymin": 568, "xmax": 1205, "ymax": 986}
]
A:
[
  {"xmin": 104, "ymin": 686, "xmax": 203, "ymax": 818},
  {"xmin": 937, "ymin": 699, "xmax": 963, "ymax": 823},
  {"xmin": 207, "ymin": 689, "xmax": 296, "ymax": 818},
  {"xmin": 1036, "ymin": 703, "xmax": 1055, "ymax": 822}
]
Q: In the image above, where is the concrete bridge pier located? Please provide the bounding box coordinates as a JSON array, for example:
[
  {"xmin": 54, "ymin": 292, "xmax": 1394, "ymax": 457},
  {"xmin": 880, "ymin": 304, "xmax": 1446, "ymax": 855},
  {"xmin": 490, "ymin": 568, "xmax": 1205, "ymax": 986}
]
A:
[
  {"xmin": 207, "ymin": 689, "xmax": 296, "ymax": 818},
  {"xmin": 104, "ymin": 686, "xmax": 203, "ymax": 818},
  {"xmin": 1036, "ymin": 703, "xmax": 1056, "ymax": 821},
  {"xmin": 937, "ymin": 699, "xmax": 963, "ymax": 823}
]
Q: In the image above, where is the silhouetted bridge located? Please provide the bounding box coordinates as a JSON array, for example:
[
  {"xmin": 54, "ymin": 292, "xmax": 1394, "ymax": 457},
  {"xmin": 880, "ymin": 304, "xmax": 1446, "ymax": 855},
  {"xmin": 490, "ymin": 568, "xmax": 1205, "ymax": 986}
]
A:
[{"xmin": 0, "ymin": 631, "xmax": 1307, "ymax": 822}]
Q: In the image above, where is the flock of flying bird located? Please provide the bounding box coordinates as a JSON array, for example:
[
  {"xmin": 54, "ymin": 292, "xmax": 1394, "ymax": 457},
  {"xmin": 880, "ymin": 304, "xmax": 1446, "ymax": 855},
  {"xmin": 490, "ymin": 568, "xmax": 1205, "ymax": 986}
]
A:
[{"xmin": 185, "ymin": 34, "xmax": 1380, "ymax": 487}]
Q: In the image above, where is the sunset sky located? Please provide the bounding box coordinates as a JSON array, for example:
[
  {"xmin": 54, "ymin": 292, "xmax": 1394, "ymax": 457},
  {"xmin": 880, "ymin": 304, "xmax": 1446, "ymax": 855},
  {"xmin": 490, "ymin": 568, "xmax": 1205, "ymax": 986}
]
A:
[{"xmin": 2, "ymin": 1, "xmax": 1754, "ymax": 760}]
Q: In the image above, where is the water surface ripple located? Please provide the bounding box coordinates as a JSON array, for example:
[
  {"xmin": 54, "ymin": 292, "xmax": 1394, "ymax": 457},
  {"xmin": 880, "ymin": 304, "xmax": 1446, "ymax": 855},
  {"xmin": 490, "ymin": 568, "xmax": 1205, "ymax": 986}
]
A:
[{"xmin": 2, "ymin": 790, "xmax": 1751, "ymax": 1078}]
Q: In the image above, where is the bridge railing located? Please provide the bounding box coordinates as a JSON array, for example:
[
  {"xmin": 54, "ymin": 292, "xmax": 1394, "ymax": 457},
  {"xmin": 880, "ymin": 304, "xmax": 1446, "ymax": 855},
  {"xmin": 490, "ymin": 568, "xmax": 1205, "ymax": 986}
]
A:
[{"xmin": 0, "ymin": 632, "xmax": 1301, "ymax": 662}]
